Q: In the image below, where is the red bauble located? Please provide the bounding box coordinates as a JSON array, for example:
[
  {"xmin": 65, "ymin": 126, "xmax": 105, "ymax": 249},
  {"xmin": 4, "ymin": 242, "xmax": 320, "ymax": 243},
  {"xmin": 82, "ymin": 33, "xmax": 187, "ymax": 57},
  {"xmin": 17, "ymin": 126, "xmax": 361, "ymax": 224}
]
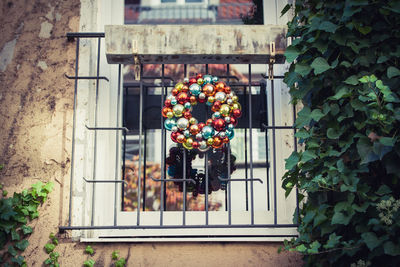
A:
[
  {"xmin": 203, "ymin": 84, "xmax": 215, "ymax": 96},
  {"xmin": 215, "ymin": 81, "xmax": 225, "ymax": 92},
  {"xmin": 164, "ymin": 99, "xmax": 172, "ymax": 107},
  {"xmin": 212, "ymin": 136, "xmax": 223, "ymax": 149},
  {"xmin": 177, "ymin": 92, "xmax": 189, "ymax": 104},
  {"xmin": 181, "ymin": 85, "xmax": 189, "ymax": 92},
  {"xmin": 162, "ymin": 107, "xmax": 172, "ymax": 118},
  {"xmin": 212, "ymin": 118, "xmax": 226, "ymax": 131},
  {"xmin": 224, "ymin": 86, "xmax": 231, "ymax": 94},
  {"xmin": 192, "ymin": 141, "xmax": 200, "ymax": 149},
  {"xmin": 212, "ymin": 101, "xmax": 222, "ymax": 112},
  {"xmin": 230, "ymin": 117, "xmax": 238, "ymax": 126},
  {"xmin": 206, "ymin": 119, "xmax": 213, "ymax": 126},
  {"xmin": 190, "ymin": 96, "xmax": 197, "ymax": 104},
  {"xmin": 222, "ymin": 137, "xmax": 230, "ymax": 143},
  {"xmin": 233, "ymin": 109, "xmax": 242, "ymax": 118},
  {"xmin": 196, "ymin": 73, "xmax": 203, "ymax": 79},
  {"xmin": 172, "ymin": 88, "xmax": 179, "ymax": 96},
  {"xmin": 198, "ymin": 97, "xmax": 207, "ymax": 103},
  {"xmin": 198, "ymin": 123, "xmax": 205, "ymax": 131},
  {"xmin": 171, "ymin": 132, "xmax": 180, "ymax": 143},
  {"xmin": 184, "ymin": 111, "xmax": 192, "ymax": 119},
  {"xmin": 189, "ymin": 78, "xmax": 197, "ymax": 85}
]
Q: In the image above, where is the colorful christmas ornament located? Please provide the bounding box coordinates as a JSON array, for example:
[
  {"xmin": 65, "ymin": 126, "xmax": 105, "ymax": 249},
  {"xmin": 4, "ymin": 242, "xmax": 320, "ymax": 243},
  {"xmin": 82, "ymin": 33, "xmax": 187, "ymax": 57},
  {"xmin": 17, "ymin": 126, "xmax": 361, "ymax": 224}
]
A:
[{"xmin": 161, "ymin": 74, "xmax": 241, "ymax": 151}]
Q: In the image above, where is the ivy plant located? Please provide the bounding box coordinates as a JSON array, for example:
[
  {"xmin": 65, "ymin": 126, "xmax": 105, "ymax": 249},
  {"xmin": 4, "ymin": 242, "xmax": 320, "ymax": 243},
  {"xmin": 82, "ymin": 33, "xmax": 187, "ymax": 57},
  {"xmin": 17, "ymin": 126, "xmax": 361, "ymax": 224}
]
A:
[
  {"xmin": 0, "ymin": 181, "xmax": 54, "ymax": 266},
  {"xmin": 281, "ymin": 0, "xmax": 400, "ymax": 266},
  {"xmin": 44, "ymin": 232, "xmax": 60, "ymax": 267}
]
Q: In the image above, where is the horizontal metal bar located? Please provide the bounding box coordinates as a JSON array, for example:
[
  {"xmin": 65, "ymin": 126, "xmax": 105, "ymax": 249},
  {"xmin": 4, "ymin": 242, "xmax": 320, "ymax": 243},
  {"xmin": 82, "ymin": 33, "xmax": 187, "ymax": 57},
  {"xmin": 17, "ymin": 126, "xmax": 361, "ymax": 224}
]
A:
[
  {"xmin": 261, "ymin": 123, "xmax": 295, "ymax": 130},
  {"xmin": 85, "ymin": 125, "xmax": 129, "ymax": 131},
  {"xmin": 65, "ymin": 74, "xmax": 109, "ymax": 82},
  {"xmin": 123, "ymin": 82, "xmax": 263, "ymax": 89},
  {"xmin": 66, "ymin": 32, "xmax": 105, "ymax": 38},
  {"xmin": 217, "ymin": 177, "xmax": 263, "ymax": 184},
  {"xmin": 141, "ymin": 76, "xmax": 174, "ymax": 82},
  {"xmin": 97, "ymin": 234, "xmax": 299, "ymax": 239},
  {"xmin": 83, "ymin": 177, "xmax": 128, "ymax": 185},
  {"xmin": 149, "ymin": 175, "xmax": 196, "ymax": 183},
  {"xmin": 59, "ymin": 224, "xmax": 299, "ymax": 231}
]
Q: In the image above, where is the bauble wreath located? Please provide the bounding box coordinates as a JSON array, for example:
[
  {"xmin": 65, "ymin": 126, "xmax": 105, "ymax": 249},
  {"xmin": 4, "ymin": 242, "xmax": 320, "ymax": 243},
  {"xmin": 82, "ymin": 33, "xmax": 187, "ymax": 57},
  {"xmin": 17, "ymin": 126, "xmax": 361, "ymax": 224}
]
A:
[{"xmin": 162, "ymin": 74, "xmax": 241, "ymax": 151}]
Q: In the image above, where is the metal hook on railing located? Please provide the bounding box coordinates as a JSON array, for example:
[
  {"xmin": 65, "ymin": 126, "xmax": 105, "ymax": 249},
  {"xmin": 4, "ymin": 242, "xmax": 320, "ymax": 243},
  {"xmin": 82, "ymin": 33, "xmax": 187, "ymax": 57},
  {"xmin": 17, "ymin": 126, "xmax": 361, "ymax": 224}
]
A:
[
  {"xmin": 268, "ymin": 42, "xmax": 276, "ymax": 80},
  {"xmin": 132, "ymin": 40, "xmax": 141, "ymax": 81}
]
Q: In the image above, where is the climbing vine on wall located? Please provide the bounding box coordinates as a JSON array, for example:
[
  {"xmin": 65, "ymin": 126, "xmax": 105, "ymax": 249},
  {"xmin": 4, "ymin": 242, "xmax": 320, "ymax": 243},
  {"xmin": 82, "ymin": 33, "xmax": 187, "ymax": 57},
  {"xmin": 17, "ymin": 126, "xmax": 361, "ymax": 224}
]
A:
[{"xmin": 281, "ymin": 0, "xmax": 400, "ymax": 266}]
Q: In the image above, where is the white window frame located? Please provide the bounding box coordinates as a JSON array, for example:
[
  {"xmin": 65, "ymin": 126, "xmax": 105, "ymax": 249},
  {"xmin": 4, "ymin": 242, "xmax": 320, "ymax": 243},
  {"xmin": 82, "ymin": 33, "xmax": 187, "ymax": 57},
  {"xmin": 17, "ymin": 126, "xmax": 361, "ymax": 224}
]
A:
[{"xmin": 69, "ymin": 0, "xmax": 297, "ymax": 242}]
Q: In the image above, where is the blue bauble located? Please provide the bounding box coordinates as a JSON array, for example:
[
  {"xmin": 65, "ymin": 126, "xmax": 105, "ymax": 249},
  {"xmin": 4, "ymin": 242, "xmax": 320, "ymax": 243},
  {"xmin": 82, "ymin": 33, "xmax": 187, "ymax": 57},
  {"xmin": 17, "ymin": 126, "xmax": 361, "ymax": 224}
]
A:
[
  {"xmin": 164, "ymin": 118, "xmax": 177, "ymax": 131},
  {"xmin": 189, "ymin": 83, "xmax": 201, "ymax": 96},
  {"xmin": 202, "ymin": 125, "xmax": 215, "ymax": 139},
  {"xmin": 171, "ymin": 98, "xmax": 178, "ymax": 105},
  {"xmin": 212, "ymin": 76, "xmax": 219, "ymax": 84},
  {"xmin": 168, "ymin": 166, "xmax": 176, "ymax": 176},
  {"xmin": 203, "ymin": 75, "xmax": 213, "ymax": 84},
  {"xmin": 184, "ymin": 102, "xmax": 192, "ymax": 109},
  {"xmin": 225, "ymin": 129, "xmax": 235, "ymax": 140}
]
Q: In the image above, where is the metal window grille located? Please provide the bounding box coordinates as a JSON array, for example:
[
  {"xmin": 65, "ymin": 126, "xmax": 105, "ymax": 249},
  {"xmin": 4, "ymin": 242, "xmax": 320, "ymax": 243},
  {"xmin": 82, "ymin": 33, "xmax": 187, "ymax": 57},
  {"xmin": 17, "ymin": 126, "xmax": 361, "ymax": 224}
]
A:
[{"xmin": 60, "ymin": 32, "xmax": 299, "ymax": 240}]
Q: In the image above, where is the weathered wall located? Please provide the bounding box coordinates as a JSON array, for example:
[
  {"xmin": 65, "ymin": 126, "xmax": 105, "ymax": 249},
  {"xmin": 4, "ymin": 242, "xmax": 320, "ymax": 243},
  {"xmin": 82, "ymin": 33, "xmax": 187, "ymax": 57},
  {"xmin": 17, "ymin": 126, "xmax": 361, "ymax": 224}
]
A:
[{"xmin": 0, "ymin": 0, "xmax": 301, "ymax": 266}]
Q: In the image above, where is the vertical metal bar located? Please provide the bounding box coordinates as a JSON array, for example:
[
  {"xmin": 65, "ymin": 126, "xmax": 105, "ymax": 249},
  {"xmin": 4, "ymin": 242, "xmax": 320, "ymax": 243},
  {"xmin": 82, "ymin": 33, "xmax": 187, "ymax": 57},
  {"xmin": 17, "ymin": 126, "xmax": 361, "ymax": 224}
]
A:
[
  {"xmin": 91, "ymin": 37, "xmax": 101, "ymax": 226},
  {"xmin": 293, "ymin": 102, "xmax": 299, "ymax": 224},
  {"xmin": 114, "ymin": 64, "xmax": 122, "ymax": 226},
  {"xmin": 160, "ymin": 64, "xmax": 166, "ymax": 225},
  {"xmin": 205, "ymin": 153, "xmax": 209, "ymax": 225},
  {"xmin": 137, "ymin": 74, "xmax": 144, "ymax": 226},
  {"xmin": 121, "ymin": 87, "xmax": 127, "ymax": 211},
  {"xmin": 143, "ymin": 125, "xmax": 147, "ymax": 212},
  {"xmin": 244, "ymin": 86, "xmax": 249, "ymax": 211},
  {"xmin": 68, "ymin": 37, "xmax": 80, "ymax": 227},
  {"xmin": 141, "ymin": 65, "xmax": 147, "ymax": 212},
  {"xmin": 271, "ymin": 79, "xmax": 278, "ymax": 225},
  {"xmin": 248, "ymin": 64, "xmax": 255, "ymax": 225},
  {"xmin": 205, "ymin": 64, "xmax": 208, "ymax": 74},
  {"xmin": 227, "ymin": 144, "xmax": 232, "ymax": 225},
  {"xmin": 225, "ymin": 64, "xmax": 229, "ymax": 211},
  {"xmin": 262, "ymin": 81, "xmax": 271, "ymax": 211},
  {"xmin": 183, "ymin": 149, "xmax": 187, "ymax": 225},
  {"xmin": 184, "ymin": 64, "xmax": 187, "ymax": 78}
]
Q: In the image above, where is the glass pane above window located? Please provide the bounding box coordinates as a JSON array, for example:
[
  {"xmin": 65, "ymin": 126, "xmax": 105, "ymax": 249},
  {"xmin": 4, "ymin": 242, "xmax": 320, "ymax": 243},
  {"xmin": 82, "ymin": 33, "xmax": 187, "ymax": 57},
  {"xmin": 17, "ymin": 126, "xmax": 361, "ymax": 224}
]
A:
[{"xmin": 124, "ymin": 0, "xmax": 261, "ymax": 25}]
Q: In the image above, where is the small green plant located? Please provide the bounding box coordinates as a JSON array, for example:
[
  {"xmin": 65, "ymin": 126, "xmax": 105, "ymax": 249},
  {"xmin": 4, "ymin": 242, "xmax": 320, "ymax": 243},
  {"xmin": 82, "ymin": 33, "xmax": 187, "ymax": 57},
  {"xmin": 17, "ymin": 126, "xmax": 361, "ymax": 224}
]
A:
[
  {"xmin": 0, "ymin": 181, "xmax": 54, "ymax": 266},
  {"xmin": 44, "ymin": 232, "xmax": 59, "ymax": 266},
  {"xmin": 112, "ymin": 250, "xmax": 126, "ymax": 267},
  {"xmin": 83, "ymin": 259, "xmax": 95, "ymax": 267},
  {"xmin": 85, "ymin": 245, "xmax": 94, "ymax": 256}
]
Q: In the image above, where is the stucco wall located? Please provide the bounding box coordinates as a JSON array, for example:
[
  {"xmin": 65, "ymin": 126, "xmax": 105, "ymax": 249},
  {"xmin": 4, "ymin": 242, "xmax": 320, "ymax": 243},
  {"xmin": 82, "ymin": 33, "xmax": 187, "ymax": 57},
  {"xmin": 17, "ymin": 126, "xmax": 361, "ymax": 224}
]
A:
[{"xmin": 0, "ymin": 0, "xmax": 302, "ymax": 266}]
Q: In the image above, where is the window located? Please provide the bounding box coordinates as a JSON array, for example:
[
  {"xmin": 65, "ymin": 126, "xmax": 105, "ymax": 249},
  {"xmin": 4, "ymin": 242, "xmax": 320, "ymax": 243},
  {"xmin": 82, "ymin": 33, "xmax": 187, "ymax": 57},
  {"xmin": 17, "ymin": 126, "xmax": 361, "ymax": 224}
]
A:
[{"xmin": 61, "ymin": 0, "xmax": 297, "ymax": 242}]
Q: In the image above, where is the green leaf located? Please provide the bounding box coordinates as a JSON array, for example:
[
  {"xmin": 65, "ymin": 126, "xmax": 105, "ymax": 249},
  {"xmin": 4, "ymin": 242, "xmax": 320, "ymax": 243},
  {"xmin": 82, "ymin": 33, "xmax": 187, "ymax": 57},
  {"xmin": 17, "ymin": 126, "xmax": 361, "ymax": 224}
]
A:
[
  {"xmin": 361, "ymin": 232, "xmax": 381, "ymax": 251},
  {"xmin": 318, "ymin": 21, "xmax": 339, "ymax": 33},
  {"xmin": 15, "ymin": 240, "xmax": 29, "ymax": 251},
  {"xmin": 344, "ymin": 75, "xmax": 359, "ymax": 85},
  {"xmin": 384, "ymin": 241, "xmax": 400, "ymax": 256},
  {"xmin": 85, "ymin": 245, "xmax": 94, "ymax": 256},
  {"xmin": 308, "ymin": 241, "xmax": 321, "ymax": 254},
  {"xmin": 8, "ymin": 245, "xmax": 17, "ymax": 256},
  {"xmin": 84, "ymin": 259, "xmax": 95, "ymax": 267},
  {"xmin": 295, "ymin": 129, "xmax": 311, "ymax": 139},
  {"xmin": 44, "ymin": 258, "xmax": 52, "ymax": 265},
  {"xmin": 329, "ymin": 87, "xmax": 350, "ymax": 100},
  {"xmin": 302, "ymin": 150, "xmax": 318, "ymax": 162},
  {"xmin": 285, "ymin": 46, "xmax": 300, "ymax": 63},
  {"xmin": 296, "ymin": 244, "xmax": 307, "ymax": 253},
  {"xmin": 295, "ymin": 63, "xmax": 312, "ymax": 76},
  {"xmin": 295, "ymin": 106, "xmax": 311, "ymax": 127},
  {"xmin": 387, "ymin": 66, "xmax": 400, "ymax": 78},
  {"xmin": 311, "ymin": 57, "xmax": 331, "ymax": 75},
  {"xmin": 332, "ymin": 211, "xmax": 352, "ymax": 225},
  {"xmin": 115, "ymin": 258, "xmax": 127, "ymax": 267},
  {"xmin": 44, "ymin": 243, "xmax": 55, "ymax": 254},
  {"xmin": 379, "ymin": 137, "xmax": 395, "ymax": 147},
  {"xmin": 112, "ymin": 250, "xmax": 120, "ymax": 260},
  {"xmin": 310, "ymin": 109, "xmax": 325, "ymax": 122},
  {"xmin": 376, "ymin": 185, "xmax": 392, "ymax": 195},
  {"xmin": 11, "ymin": 229, "xmax": 20, "ymax": 241},
  {"xmin": 327, "ymin": 128, "xmax": 342, "ymax": 139},
  {"xmin": 285, "ymin": 152, "xmax": 300, "ymax": 170},
  {"xmin": 324, "ymin": 233, "xmax": 342, "ymax": 249},
  {"xmin": 11, "ymin": 255, "xmax": 25, "ymax": 266}
]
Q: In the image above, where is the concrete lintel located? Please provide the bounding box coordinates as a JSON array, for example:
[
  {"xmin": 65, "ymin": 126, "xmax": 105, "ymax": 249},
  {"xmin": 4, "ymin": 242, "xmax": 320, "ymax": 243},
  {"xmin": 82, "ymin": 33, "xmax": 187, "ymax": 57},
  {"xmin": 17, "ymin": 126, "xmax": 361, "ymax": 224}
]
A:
[{"xmin": 105, "ymin": 25, "xmax": 287, "ymax": 64}]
